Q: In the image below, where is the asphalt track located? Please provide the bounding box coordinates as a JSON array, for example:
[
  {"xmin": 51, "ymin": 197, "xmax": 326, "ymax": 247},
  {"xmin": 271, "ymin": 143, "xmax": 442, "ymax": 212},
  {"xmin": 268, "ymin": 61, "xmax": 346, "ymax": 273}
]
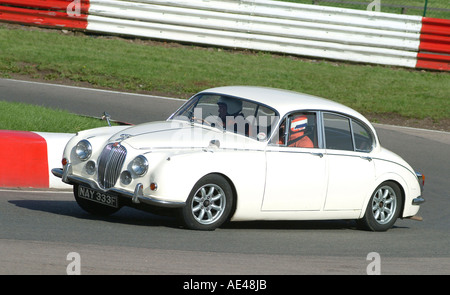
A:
[{"xmin": 0, "ymin": 78, "xmax": 449, "ymax": 275}]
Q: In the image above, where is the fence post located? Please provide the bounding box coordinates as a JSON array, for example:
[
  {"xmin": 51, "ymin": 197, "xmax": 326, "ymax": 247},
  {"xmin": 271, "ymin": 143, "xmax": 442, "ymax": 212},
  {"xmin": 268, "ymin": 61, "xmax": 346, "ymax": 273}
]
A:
[{"xmin": 423, "ymin": 0, "xmax": 428, "ymax": 17}]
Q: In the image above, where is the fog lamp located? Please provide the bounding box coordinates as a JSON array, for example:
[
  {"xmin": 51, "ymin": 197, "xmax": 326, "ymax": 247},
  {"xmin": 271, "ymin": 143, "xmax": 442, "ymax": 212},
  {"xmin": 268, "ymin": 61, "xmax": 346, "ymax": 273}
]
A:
[
  {"xmin": 120, "ymin": 171, "xmax": 132, "ymax": 186},
  {"xmin": 85, "ymin": 160, "xmax": 96, "ymax": 175}
]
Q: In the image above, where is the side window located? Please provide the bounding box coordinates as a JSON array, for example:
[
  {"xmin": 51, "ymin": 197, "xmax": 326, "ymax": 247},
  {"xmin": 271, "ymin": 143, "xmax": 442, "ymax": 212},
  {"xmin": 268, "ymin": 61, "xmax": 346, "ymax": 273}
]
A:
[
  {"xmin": 271, "ymin": 112, "xmax": 318, "ymax": 148},
  {"xmin": 255, "ymin": 105, "xmax": 277, "ymax": 140},
  {"xmin": 323, "ymin": 113, "xmax": 353, "ymax": 151},
  {"xmin": 270, "ymin": 119, "xmax": 286, "ymax": 145},
  {"xmin": 352, "ymin": 120, "xmax": 374, "ymax": 152}
]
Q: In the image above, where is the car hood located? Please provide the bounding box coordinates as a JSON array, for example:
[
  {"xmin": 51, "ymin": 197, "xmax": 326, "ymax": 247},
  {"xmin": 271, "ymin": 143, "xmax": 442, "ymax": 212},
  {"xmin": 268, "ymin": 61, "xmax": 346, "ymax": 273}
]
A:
[{"xmin": 106, "ymin": 120, "xmax": 262, "ymax": 150}]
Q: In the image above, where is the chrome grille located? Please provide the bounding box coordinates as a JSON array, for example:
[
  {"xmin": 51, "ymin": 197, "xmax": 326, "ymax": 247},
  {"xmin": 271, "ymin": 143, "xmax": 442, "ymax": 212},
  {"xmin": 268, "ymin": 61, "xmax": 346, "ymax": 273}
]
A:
[{"xmin": 97, "ymin": 143, "xmax": 127, "ymax": 189}]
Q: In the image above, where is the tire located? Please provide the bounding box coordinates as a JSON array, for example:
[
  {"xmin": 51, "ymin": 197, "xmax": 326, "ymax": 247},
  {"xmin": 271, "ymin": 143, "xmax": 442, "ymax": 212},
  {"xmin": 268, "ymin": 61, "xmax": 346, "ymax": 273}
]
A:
[
  {"xmin": 181, "ymin": 174, "xmax": 234, "ymax": 230},
  {"xmin": 358, "ymin": 181, "xmax": 403, "ymax": 231},
  {"xmin": 73, "ymin": 185, "xmax": 121, "ymax": 216}
]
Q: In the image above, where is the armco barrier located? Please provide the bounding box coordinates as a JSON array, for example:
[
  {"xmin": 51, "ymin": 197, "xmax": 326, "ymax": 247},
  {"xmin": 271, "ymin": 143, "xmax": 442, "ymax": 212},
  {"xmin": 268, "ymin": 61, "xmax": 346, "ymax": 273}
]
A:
[
  {"xmin": 0, "ymin": 0, "xmax": 448, "ymax": 71},
  {"xmin": 417, "ymin": 17, "xmax": 450, "ymax": 71},
  {"xmin": 0, "ymin": 130, "xmax": 73, "ymax": 189},
  {"xmin": 0, "ymin": 0, "xmax": 89, "ymax": 28}
]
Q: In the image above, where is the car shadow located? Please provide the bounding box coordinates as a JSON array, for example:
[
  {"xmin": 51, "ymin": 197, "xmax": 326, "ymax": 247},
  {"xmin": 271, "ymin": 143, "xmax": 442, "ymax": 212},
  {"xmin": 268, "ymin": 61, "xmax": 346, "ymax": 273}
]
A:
[
  {"xmin": 8, "ymin": 199, "xmax": 182, "ymax": 229},
  {"xmin": 8, "ymin": 199, "xmax": 409, "ymax": 231},
  {"xmin": 223, "ymin": 219, "xmax": 360, "ymax": 230}
]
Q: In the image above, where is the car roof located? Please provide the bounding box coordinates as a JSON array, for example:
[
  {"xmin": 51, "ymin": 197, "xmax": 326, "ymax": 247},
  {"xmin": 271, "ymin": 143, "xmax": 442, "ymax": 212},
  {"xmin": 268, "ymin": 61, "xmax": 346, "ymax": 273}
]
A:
[{"xmin": 200, "ymin": 86, "xmax": 368, "ymax": 123}]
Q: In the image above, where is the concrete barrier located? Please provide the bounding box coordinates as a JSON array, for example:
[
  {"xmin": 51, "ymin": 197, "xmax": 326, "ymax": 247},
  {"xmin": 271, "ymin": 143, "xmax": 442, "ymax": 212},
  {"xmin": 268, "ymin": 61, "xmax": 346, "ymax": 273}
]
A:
[{"xmin": 0, "ymin": 130, "xmax": 73, "ymax": 189}]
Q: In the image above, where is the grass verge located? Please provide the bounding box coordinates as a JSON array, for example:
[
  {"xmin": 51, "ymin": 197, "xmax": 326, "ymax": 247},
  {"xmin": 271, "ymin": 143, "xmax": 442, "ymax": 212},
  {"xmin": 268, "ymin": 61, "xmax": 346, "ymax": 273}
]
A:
[
  {"xmin": 0, "ymin": 24, "xmax": 449, "ymax": 131},
  {"xmin": 0, "ymin": 101, "xmax": 114, "ymax": 133}
]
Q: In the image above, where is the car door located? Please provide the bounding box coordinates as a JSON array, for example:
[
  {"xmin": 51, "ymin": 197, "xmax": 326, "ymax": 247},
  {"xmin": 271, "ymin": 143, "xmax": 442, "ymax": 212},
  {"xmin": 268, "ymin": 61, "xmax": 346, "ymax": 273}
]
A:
[
  {"xmin": 322, "ymin": 113, "xmax": 376, "ymax": 210},
  {"xmin": 262, "ymin": 112, "xmax": 328, "ymax": 211}
]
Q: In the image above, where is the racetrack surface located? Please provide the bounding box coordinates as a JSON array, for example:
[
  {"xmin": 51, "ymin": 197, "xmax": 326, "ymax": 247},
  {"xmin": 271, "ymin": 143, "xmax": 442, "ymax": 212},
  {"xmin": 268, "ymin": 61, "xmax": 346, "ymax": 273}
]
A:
[{"xmin": 0, "ymin": 78, "xmax": 449, "ymax": 275}]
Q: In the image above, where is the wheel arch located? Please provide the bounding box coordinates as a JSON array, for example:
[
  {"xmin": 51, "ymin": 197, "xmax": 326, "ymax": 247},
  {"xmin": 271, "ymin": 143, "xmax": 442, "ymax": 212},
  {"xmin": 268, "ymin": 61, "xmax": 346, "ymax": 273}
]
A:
[{"xmin": 359, "ymin": 173, "xmax": 408, "ymax": 219}]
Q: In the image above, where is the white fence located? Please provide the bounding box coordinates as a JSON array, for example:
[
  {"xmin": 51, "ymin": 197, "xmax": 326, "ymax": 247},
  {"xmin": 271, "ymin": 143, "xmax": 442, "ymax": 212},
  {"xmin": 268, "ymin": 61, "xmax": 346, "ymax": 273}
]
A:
[{"xmin": 86, "ymin": 0, "xmax": 423, "ymax": 68}]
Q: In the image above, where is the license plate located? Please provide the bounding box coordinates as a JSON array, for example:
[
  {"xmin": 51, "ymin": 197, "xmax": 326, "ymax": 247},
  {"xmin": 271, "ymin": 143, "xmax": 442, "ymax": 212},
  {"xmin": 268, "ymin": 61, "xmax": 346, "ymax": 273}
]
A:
[{"xmin": 78, "ymin": 186, "xmax": 119, "ymax": 208}]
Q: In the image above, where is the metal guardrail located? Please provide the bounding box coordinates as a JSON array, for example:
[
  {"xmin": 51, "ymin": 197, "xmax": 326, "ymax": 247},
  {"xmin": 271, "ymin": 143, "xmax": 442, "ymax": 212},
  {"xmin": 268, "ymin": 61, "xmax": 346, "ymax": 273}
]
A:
[
  {"xmin": 311, "ymin": 0, "xmax": 450, "ymax": 17},
  {"xmin": 0, "ymin": 0, "xmax": 448, "ymax": 71},
  {"xmin": 86, "ymin": 0, "xmax": 423, "ymax": 68}
]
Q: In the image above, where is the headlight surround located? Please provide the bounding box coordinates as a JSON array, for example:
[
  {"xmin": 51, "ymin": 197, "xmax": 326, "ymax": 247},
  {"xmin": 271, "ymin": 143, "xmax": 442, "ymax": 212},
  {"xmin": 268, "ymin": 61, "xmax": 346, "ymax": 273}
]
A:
[
  {"xmin": 131, "ymin": 155, "xmax": 148, "ymax": 176},
  {"xmin": 75, "ymin": 140, "xmax": 92, "ymax": 161}
]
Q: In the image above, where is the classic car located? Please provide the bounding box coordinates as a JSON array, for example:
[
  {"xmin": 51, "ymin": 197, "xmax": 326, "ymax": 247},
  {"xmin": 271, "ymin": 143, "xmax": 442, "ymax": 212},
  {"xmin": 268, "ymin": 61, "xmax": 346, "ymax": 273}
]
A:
[{"xmin": 52, "ymin": 86, "xmax": 425, "ymax": 231}]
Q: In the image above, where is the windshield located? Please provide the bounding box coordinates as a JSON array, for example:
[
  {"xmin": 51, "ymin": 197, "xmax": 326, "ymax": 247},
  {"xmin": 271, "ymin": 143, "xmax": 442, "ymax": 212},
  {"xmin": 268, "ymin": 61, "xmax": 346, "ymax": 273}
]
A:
[{"xmin": 170, "ymin": 93, "xmax": 279, "ymax": 141}]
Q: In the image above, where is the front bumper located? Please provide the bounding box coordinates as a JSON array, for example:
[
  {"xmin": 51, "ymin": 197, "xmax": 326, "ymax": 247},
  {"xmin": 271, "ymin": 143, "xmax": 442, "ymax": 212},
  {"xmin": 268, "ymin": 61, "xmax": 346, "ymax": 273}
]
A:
[
  {"xmin": 412, "ymin": 196, "xmax": 425, "ymax": 205},
  {"xmin": 52, "ymin": 165, "xmax": 185, "ymax": 208},
  {"xmin": 413, "ymin": 172, "xmax": 425, "ymax": 206}
]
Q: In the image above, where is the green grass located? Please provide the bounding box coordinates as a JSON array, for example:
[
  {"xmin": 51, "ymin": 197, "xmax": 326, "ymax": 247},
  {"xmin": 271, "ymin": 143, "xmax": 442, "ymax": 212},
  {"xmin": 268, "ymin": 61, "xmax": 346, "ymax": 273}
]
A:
[
  {"xmin": 0, "ymin": 25, "xmax": 449, "ymax": 128},
  {"xmin": 280, "ymin": 0, "xmax": 450, "ymax": 18},
  {"xmin": 0, "ymin": 101, "xmax": 114, "ymax": 133}
]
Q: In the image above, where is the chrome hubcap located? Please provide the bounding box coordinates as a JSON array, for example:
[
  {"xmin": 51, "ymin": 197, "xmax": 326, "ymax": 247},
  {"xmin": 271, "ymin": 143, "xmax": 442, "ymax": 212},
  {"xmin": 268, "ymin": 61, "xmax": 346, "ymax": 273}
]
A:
[
  {"xmin": 371, "ymin": 185, "xmax": 397, "ymax": 224},
  {"xmin": 191, "ymin": 184, "xmax": 226, "ymax": 225}
]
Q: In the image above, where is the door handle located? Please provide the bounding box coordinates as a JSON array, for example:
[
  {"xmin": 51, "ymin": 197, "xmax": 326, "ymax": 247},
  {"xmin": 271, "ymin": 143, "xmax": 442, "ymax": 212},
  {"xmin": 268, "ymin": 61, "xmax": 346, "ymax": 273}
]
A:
[
  {"xmin": 311, "ymin": 152, "xmax": 324, "ymax": 158},
  {"xmin": 360, "ymin": 156, "xmax": 372, "ymax": 161}
]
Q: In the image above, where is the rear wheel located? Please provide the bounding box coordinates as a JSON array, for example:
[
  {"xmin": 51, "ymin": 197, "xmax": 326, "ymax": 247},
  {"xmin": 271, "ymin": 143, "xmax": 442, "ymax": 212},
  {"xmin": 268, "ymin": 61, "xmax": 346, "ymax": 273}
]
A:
[
  {"xmin": 358, "ymin": 181, "xmax": 403, "ymax": 231},
  {"xmin": 73, "ymin": 185, "xmax": 121, "ymax": 216},
  {"xmin": 181, "ymin": 174, "xmax": 234, "ymax": 230}
]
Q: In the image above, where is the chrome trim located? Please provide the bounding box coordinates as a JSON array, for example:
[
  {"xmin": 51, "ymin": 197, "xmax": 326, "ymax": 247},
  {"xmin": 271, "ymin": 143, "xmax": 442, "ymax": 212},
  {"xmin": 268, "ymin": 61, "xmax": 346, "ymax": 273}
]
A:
[
  {"xmin": 62, "ymin": 163, "xmax": 72, "ymax": 183},
  {"xmin": 132, "ymin": 183, "xmax": 143, "ymax": 204},
  {"xmin": 415, "ymin": 172, "xmax": 424, "ymax": 193},
  {"xmin": 98, "ymin": 143, "xmax": 127, "ymax": 189},
  {"xmin": 412, "ymin": 196, "xmax": 425, "ymax": 205},
  {"xmin": 51, "ymin": 168, "xmax": 63, "ymax": 178},
  {"xmin": 51, "ymin": 168, "xmax": 185, "ymax": 208}
]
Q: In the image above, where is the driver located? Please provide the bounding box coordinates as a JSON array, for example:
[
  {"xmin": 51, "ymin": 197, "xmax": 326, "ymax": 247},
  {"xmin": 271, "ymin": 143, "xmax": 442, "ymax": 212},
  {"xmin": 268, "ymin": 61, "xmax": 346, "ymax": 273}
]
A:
[
  {"xmin": 287, "ymin": 115, "xmax": 314, "ymax": 148},
  {"xmin": 217, "ymin": 97, "xmax": 251, "ymax": 136},
  {"xmin": 217, "ymin": 97, "xmax": 243, "ymax": 124}
]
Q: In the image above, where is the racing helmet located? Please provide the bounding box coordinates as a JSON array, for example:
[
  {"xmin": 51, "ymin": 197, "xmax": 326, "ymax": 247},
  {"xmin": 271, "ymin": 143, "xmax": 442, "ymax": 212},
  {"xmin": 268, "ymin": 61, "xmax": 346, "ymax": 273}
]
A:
[{"xmin": 290, "ymin": 116, "xmax": 308, "ymax": 133}]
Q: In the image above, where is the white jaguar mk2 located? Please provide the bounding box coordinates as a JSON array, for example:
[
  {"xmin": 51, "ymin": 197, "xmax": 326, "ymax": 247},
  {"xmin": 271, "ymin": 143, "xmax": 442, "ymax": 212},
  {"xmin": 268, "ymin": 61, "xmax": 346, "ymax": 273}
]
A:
[{"xmin": 52, "ymin": 86, "xmax": 425, "ymax": 231}]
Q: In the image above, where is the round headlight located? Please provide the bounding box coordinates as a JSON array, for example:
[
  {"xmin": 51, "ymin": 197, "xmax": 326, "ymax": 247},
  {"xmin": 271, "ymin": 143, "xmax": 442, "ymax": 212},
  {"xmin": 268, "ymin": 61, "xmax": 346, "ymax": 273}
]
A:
[
  {"xmin": 131, "ymin": 155, "xmax": 148, "ymax": 176},
  {"xmin": 75, "ymin": 140, "xmax": 92, "ymax": 161}
]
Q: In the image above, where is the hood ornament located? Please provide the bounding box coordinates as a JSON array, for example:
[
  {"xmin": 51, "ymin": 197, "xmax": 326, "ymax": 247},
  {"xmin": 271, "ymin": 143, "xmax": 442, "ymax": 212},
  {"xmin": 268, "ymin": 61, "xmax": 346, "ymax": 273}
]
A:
[{"xmin": 115, "ymin": 133, "xmax": 132, "ymax": 142}]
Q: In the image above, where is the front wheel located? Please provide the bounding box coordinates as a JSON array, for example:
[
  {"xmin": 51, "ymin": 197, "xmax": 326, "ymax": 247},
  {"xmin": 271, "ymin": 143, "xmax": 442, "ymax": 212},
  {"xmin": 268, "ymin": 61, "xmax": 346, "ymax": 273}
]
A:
[
  {"xmin": 358, "ymin": 181, "xmax": 403, "ymax": 231},
  {"xmin": 180, "ymin": 174, "xmax": 234, "ymax": 230}
]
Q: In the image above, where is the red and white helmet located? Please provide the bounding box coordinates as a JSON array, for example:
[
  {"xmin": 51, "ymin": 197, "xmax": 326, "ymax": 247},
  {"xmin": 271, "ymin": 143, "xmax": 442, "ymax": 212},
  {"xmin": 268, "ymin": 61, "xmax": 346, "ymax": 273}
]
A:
[{"xmin": 290, "ymin": 116, "xmax": 308, "ymax": 133}]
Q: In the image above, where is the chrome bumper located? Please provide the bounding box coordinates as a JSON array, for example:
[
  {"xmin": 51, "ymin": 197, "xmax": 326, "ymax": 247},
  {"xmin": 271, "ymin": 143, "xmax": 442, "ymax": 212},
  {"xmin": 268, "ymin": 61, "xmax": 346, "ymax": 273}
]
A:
[
  {"xmin": 413, "ymin": 172, "xmax": 425, "ymax": 206},
  {"xmin": 412, "ymin": 196, "xmax": 425, "ymax": 205},
  {"xmin": 51, "ymin": 166, "xmax": 185, "ymax": 208}
]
